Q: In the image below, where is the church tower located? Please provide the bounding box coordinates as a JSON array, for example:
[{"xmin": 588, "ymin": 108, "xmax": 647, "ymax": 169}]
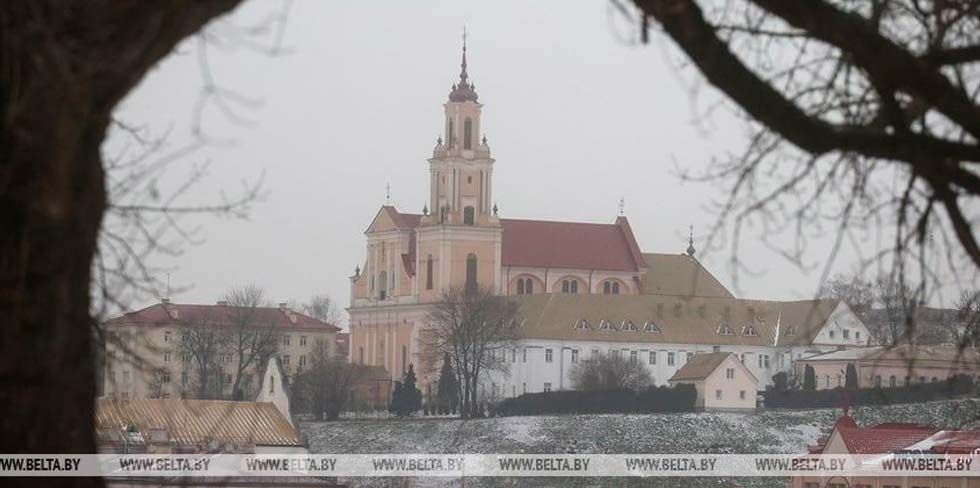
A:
[{"xmin": 416, "ymin": 35, "xmax": 502, "ymax": 301}]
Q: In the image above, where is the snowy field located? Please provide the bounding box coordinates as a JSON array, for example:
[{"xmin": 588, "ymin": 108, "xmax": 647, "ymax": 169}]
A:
[{"xmin": 301, "ymin": 399, "xmax": 980, "ymax": 488}]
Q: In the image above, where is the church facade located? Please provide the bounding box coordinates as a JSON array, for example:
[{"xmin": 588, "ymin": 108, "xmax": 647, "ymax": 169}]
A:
[{"xmin": 347, "ymin": 42, "xmax": 873, "ymax": 399}]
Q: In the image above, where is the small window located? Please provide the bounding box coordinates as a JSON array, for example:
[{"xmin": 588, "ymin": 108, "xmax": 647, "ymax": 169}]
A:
[
  {"xmin": 829, "ymin": 330, "xmax": 835, "ymax": 339},
  {"xmin": 283, "ymin": 355, "xmax": 290, "ymax": 367},
  {"xmin": 283, "ymin": 335, "xmax": 291, "ymax": 346},
  {"xmin": 543, "ymin": 382, "xmax": 552, "ymax": 393},
  {"xmin": 713, "ymin": 346, "xmax": 721, "ymax": 352},
  {"xmin": 649, "ymin": 351, "xmax": 657, "ymax": 365},
  {"xmin": 300, "ymin": 336, "xmax": 307, "ymax": 346},
  {"xmin": 463, "ymin": 206, "xmax": 475, "ymax": 225},
  {"xmin": 741, "ymin": 325, "xmax": 757, "ymax": 336},
  {"xmin": 715, "ymin": 389, "xmax": 722, "ymax": 400},
  {"xmin": 843, "ymin": 329, "xmax": 850, "ymax": 339},
  {"xmin": 164, "ymin": 331, "xmax": 171, "ymax": 343},
  {"xmin": 717, "ymin": 324, "xmax": 735, "ymax": 335},
  {"xmin": 630, "ymin": 351, "xmax": 637, "ymax": 363},
  {"xmin": 874, "ymin": 375, "xmax": 882, "ymax": 387},
  {"xmin": 598, "ymin": 320, "xmax": 613, "ymax": 331},
  {"xmin": 726, "ymin": 368, "xmax": 735, "ymax": 379},
  {"xmin": 545, "ymin": 349, "xmax": 553, "ymax": 363},
  {"xmin": 889, "ymin": 375, "xmax": 896, "ymax": 387},
  {"xmin": 517, "ymin": 279, "xmax": 525, "ymax": 295},
  {"xmin": 686, "ymin": 352, "xmax": 693, "ymax": 362},
  {"xmin": 163, "ymin": 353, "xmax": 171, "ymax": 362},
  {"xmin": 855, "ymin": 331, "xmax": 861, "ymax": 340},
  {"xmin": 602, "ymin": 281, "xmax": 621, "ymax": 295},
  {"xmin": 573, "ymin": 319, "xmax": 591, "ymax": 331},
  {"xmin": 591, "ymin": 349, "xmax": 599, "ymax": 361},
  {"xmin": 523, "ymin": 349, "xmax": 527, "ymax": 363},
  {"xmin": 667, "ymin": 352, "xmax": 675, "ymax": 366},
  {"xmin": 571, "ymin": 349, "xmax": 579, "ymax": 363},
  {"xmin": 622, "ymin": 320, "xmax": 637, "ymax": 331},
  {"xmin": 739, "ymin": 390, "xmax": 746, "ymax": 400}
]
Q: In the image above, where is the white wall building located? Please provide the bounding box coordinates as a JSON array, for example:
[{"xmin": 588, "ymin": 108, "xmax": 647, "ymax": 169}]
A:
[{"xmin": 483, "ymin": 295, "xmax": 871, "ymax": 398}]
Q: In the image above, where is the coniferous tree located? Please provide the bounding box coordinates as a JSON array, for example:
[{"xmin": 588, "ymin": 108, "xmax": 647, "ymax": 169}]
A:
[
  {"xmin": 401, "ymin": 364, "xmax": 422, "ymax": 415},
  {"xmin": 388, "ymin": 381, "xmax": 404, "ymax": 415},
  {"xmin": 436, "ymin": 353, "xmax": 460, "ymax": 414},
  {"xmin": 845, "ymin": 363, "xmax": 859, "ymax": 390},
  {"xmin": 803, "ymin": 365, "xmax": 817, "ymax": 391}
]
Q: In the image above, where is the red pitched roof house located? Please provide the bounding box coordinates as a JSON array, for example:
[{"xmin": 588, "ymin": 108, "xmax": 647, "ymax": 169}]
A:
[{"xmin": 796, "ymin": 408, "xmax": 980, "ymax": 487}]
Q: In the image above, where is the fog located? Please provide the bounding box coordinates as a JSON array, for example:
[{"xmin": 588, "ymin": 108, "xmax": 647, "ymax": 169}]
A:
[{"xmin": 106, "ymin": 0, "xmax": 960, "ymax": 326}]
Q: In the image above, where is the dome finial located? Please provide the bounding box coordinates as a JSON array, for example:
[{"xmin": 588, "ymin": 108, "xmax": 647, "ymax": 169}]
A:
[
  {"xmin": 448, "ymin": 29, "xmax": 478, "ymax": 102},
  {"xmin": 686, "ymin": 225, "xmax": 696, "ymax": 257}
]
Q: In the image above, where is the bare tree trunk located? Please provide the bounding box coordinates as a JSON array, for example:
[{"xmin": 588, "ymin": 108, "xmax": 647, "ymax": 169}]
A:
[{"xmin": 0, "ymin": 3, "xmax": 244, "ymax": 470}]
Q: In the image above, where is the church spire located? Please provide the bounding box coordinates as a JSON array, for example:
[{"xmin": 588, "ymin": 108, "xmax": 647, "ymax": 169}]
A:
[{"xmin": 449, "ymin": 28, "xmax": 478, "ymax": 103}]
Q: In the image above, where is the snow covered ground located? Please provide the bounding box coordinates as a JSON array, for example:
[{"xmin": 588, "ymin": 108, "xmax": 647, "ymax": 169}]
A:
[{"xmin": 301, "ymin": 399, "xmax": 980, "ymax": 487}]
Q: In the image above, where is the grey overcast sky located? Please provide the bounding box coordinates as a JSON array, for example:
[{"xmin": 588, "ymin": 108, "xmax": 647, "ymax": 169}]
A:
[{"xmin": 105, "ymin": 0, "xmax": 970, "ymax": 325}]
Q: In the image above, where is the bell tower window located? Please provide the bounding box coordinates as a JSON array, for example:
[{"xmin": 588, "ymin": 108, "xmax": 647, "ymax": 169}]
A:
[
  {"xmin": 463, "ymin": 206, "xmax": 475, "ymax": 225},
  {"xmin": 378, "ymin": 271, "xmax": 388, "ymax": 300},
  {"xmin": 464, "ymin": 118, "xmax": 473, "ymax": 149},
  {"xmin": 465, "ymin": 254, "xmax": 478, "ymax": 293}
]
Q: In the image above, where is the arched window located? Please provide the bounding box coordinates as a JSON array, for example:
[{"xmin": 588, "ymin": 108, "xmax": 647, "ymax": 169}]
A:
[
  {"xmin": 378, "ymin": 271, "xmax": 388, "ymax": 300},
  {"xmin": 464, "ymin": 117, "xmax": 473, "ymax": 149},
  {"xmin": 463, "ymin": 206, "xmax": 475, "ymax": 225},
  {"xmin": 425, "ymin": 255, "xmax": 433, "ymax": 290},
  {"xmin": 562, "ymin": 280, "xmax": 569, "ymax": 293},
  {"xmin": 516, "ymin": 278, "xmax": 534, "ymax": 295},
  {"xmin": 448, "ymin": 120, "xmax": 454, "ymax": 144},
  {"xmin": 889, "ymin": 375, "xmax": 896, "ymax": 387},
  {"xmin": 602, "ymin": 280, "xmax": 620, "ymax": 295},
  {"xmin": 465, "ymin": 254, "xmax": 477, "ymax": 293},
  {"xmin": 570, "ymin": 280, "xmax": 578, "ymax": 293}
]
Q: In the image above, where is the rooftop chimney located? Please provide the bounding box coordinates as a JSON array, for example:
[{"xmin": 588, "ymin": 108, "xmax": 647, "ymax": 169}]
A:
[
  {"xmin": 161, "ymin": 298, "xmax": 171, "ymax": 305},
  {"xmin": 278, "ymin": 302, "xmax": 288, "ymax": 309},
  {"xmin": 216, "ymin": 300, "xmax": 228, "ymax": 306}
]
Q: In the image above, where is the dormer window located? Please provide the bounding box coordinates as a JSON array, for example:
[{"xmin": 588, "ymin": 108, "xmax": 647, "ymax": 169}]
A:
[
  {"xmin": 741, "ymin": 325, "xmax": 758, "ymax": 336},
  {"xmin": 598, "ymin": 320, "xmax": 614, "ymax": 331},
  {"xmin": 622, "ymin": 320, "xmax": 637, "ymax": 331},
  {"xmin": 717, "ymin": 323, "xmax": 735, "ymax": 336},
  {"xmin": 784, "ymin": 325, "xmax": 797, "ymax": 336},
  {"xmin": 574, "ymin": 319, "xmax": 591, "ymax": 331},
  {"xmin": 643, "ymin": 321, "xmax": 662, "ymax": 333}
]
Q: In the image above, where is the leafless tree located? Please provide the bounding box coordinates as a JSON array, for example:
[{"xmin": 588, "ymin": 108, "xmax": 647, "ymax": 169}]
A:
[
  {"xmin": 1, "ymin": 2, "xmax": 258, "ymax": 457},
  {"xmin": 301, "ymin": 293, "xmax": 343, "ymax": 327},
  {"xmin": 176, "ymin": 308, "xmax": 229, "ymax": 400},
  {"xmin": 622, "ymin": 0, "xmax": 980, "ymax": 318},
  {"xmin": 224, "ymin": 284, "xmax": 279, "ymax": 400},
  {"xmin": 818, "ymin": 273, "xmax": 876, "ymax": 318},
  {"xmin": 569, "ymin": 353, "xmax": 653, "ymax": 391},
  {"xmin": 955, "ymin": 289, "xmax": 980, "ymax": 347},
  {"xmin": 876, "ymin": 276, "xmax": 920, "ymax": 345},
  {"xmin": 419, "ymin": 286, "xmax": 518, "ymax": 418},
  {"xmin": 293, "ymin": 342, "xmax": 355, "ymax": 421}
]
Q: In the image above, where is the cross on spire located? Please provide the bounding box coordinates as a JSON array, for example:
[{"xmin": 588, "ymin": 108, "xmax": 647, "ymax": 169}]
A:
[
  {"xmin": 618, "ymin": 197, "xmax": 625, "ymax": 215},
  {"xmin": 385, "ymin": 182, "xmax": 391, "ymax": 204}
]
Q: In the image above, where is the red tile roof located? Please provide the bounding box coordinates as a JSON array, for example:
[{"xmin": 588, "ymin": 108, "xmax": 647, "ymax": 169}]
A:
[
  {"xmin": 384, "ymin": 206, "xmax": 422, "ymax": 230},
  {"xmin": 377, "ymin": 207, "xmax": 647, "ymax": 273},
  {"xmin": 813, "ymin": 413, "xmax": 950, "ymax": 454},
  {"xmin": 500, "ymin": 217, "xmax": 645, "ymax": 272},
  {"xmin": 105, "ymin": 302, "xmax": 340, "ymax": 332}
]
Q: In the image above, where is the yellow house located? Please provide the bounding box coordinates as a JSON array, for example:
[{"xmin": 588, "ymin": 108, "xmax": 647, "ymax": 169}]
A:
[{"xmin": 668, "ymin": 352, "xmax": 758, "ymax": 412}]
